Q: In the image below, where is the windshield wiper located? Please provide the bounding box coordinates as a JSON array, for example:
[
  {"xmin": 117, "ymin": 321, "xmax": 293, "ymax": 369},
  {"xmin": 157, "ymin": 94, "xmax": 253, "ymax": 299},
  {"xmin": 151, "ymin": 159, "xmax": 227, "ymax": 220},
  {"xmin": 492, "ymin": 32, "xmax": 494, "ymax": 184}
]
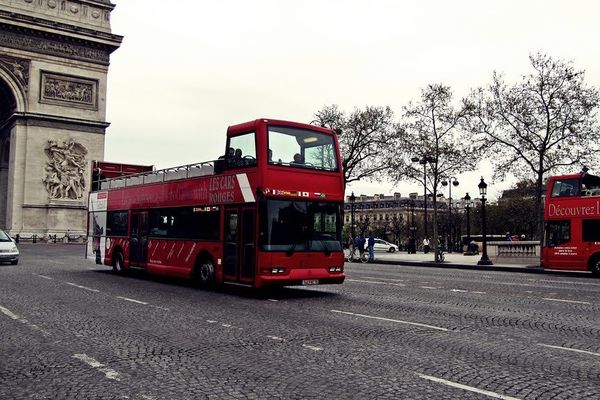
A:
[
  {"xmin": 286, "ymin": 243, "xmax": 297, "ymax": 256},
  {"xmin": 319, "ymin": 239, "xmax": 331, "ymax": 256}
]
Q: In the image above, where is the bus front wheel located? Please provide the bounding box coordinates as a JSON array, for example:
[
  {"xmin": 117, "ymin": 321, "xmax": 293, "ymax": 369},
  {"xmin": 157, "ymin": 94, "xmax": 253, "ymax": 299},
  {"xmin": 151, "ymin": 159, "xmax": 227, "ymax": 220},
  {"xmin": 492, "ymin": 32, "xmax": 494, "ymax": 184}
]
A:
[{"xmin": 589, "ymin": 255, "xmax": 600, "ymax": 277}]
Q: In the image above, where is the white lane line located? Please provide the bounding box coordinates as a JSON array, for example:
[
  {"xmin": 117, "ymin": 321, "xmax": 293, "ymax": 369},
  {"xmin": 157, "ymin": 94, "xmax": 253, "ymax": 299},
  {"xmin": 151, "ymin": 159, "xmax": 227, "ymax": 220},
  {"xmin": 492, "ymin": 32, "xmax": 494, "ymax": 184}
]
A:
[
  {"xmin": 450, "ymin": 289, "xmax": 469, "ymax": 293},
  {"xmin": 538, "ymin": 343, "xmax": 600, "ymax": 357},
  {"xmin": 267, "ymin": 299, "xmax": 279, "ymax": 302},
  {"xmin": 32, "ymin": 274, "xmax": 53, "ymax": 280},
  {"xmin": 116, "ymin": 296, "xmax": 148, "ymax": 305},
  {"xmin": 417, "ymin": 373, "xmax": 521, "ymax": 400},
  {"xmin": 420, "ymin": 286, "xmax": 438, "ymax": 290},
  {"xmin": 529, "ymin": 279, "xmax": 600, "ymax": 287},
  {"xmin": 65, "ymin": 282, "xmax": 100, "ymax": 293},
  {"xmin": 346, "ymin": 279, "xmax": 406, "ymax": 287},
  {"xmin": 541, "ymin": 297, "xmax": 591, "ymax": 305},
  {"xmin": 331, "ymin": 310, "xmax": 448, "ymax": 332},
  {"xmin": 302, "ymin": 344, "xmax": 323, "ymax": 351},
  {"xmin": 358, "ymin": 276, "xmax": 407, "ymax": 282},
  {"xmin": 72, "ymin": 354, "xmax": 121, "ymax": 381},
  {"xmin": 267, "ymin": 335, "xmax": 285, "ymax": 342},
  {"xmin": 206, "ymin": 320, "xmax": 217, "ymax": 323},
  {"xmin": 221, "ymin": 323, "xmax": 232, "ymax": 328},
  {"xmin": 0, "ymin": 304, "xmax": 50, "ymax": 336}
]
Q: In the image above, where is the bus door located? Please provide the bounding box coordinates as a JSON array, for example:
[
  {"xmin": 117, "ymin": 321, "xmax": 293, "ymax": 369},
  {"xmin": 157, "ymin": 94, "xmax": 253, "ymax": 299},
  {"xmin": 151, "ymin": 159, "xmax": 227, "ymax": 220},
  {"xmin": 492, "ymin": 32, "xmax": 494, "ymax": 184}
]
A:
[
  {"xmin": 223, "ymin": 207, "xmax": 256, "ymax": 285},
  {"xmin": 130, "ymin": 211, "xmax": 149, "ymax": 268}
]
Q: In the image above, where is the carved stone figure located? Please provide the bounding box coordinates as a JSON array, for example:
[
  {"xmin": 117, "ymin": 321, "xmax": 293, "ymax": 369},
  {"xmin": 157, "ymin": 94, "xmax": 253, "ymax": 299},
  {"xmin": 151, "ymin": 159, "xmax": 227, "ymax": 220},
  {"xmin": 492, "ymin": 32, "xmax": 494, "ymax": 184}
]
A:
[{"xmin": 43, "ymin": 139, "xmax": 88, "ymax": 200}]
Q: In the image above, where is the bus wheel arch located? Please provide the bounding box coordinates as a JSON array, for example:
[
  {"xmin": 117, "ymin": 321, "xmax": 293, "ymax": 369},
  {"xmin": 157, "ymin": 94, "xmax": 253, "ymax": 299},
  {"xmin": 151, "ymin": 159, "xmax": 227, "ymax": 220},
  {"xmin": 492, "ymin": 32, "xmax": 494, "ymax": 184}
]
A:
[
  {"xmin": 194, "ymin": 251, "xmax": 215, "ymax": 287},
  {"xmin": 112, "ymin": 247, "xmax": 125, "ymax": 274},
  {"xmin": 588, "ymin": 253, "xmax": 600, "ymax": 277}
]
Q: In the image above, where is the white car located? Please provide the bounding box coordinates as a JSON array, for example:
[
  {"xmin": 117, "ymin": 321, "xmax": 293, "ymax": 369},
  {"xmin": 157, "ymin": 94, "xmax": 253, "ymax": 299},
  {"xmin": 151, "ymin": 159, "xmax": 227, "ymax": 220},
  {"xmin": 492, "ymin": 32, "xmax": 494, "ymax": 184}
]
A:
[
  {"xmin": 0, "ymin": 229, "xmax": 19, "ymax": 265},
  {"xmin": 373, "ymin": 238, "xmax": 398, "ymax": 253}
]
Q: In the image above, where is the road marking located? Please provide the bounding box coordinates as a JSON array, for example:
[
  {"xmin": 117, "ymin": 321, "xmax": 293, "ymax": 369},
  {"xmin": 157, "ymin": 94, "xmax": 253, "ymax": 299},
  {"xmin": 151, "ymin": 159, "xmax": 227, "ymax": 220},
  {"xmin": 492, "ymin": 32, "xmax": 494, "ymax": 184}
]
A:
[
  {"xmin": 450, "ymin": 289, "xmax": 468, "ymax": 292},
  {"xmin": 420, "ymin": 286, "xmax": 437, "ymax": 290},
  {"xmin": 72, "ymin": 354, "xmax": 121, "ymax": 381},
  {"xmin": 267, "ymin": 335, "xmax": 285, "ymax": 341},
  {"xmin": 331, "ymin": 310, "xmax": 448, "ymax": 332},
  {"xmin": 65, "ymin": 282, "xmax": 100, "ymax": 293},
  {"xmin": 267, "ymin": 299, "xmax": 279, "ymax": 302},
  {"xmin": 32, "ymin": 274, "xmax": 53, "ymax": 280},
  {"xmin": 206, "ymin": 320, "xmax": 217, "ymax": 323},
  {"xmin": 221, "ymin": 323, "xmax": 232, "ymax": 328},
  {"xmin": 541, "ymin": 297, "xmax": 591, "ymax": 305},
  {"xmin": 358, "ymin": 276, "xmax": 406, "ymax": 282},
  {"xmin": 116, "ymin": 296, "xmax": 148, "ymax": 305},
  {"xmin": 538, "ymin": 343, "xmax": 600, "ymax": 357},
  {"xmin": 417, "ymin": 373, "xmax": 521, "ymax": 399},
  {"xmin": 302, "ymin": 344, "xmax": 323, "ymax": 351},
  {"xmin": 346, "ymin": 279, "xmax": 406, "ymax": 287},
  {"xmin": 0, "ymin": 304, "xmax": 50, "ymax": 336},
  {"xmin": 530, "ymin": 279, "xmax": 600, "ymax": 287}
]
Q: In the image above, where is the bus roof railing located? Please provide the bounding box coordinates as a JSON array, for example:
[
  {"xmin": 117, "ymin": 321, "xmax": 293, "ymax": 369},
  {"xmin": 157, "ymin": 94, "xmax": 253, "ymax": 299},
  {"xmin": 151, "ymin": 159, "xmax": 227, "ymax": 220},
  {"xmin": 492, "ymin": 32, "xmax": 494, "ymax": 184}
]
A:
[{"xmin": 96, "ymin": 161, "xmax": 216, "ymax": 191}]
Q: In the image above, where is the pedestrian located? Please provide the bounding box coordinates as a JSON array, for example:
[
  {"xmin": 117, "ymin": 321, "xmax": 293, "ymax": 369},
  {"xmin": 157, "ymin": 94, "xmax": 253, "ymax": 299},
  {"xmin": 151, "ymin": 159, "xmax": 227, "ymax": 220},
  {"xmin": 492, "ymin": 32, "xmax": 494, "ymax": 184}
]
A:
[
  {"xmin": 367, "ymin": 232, "xmax": 375, "ymax": 262},
  {"xmin": 355, "ymin": 233, "xmax": 366, "ymax": 258},
  {"xmin": 422, "ymin": 237, "xmax": 430, "ymax": 254}
]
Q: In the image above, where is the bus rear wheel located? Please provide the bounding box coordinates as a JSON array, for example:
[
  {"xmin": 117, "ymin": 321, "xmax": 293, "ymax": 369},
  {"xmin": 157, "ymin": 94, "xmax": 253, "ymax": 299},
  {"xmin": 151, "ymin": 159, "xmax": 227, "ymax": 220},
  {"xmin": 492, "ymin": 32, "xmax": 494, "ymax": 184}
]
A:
[
  {"xmin": 113, "ymin": 251, "xmax": 125, "ymax": 274},
  {"xmin": 590, "ymin": 255, "xmax": 600, "ymax": 277},
  {"xmin": 196, "ymin": 258, "xmax": 215, "ymax": 287}
]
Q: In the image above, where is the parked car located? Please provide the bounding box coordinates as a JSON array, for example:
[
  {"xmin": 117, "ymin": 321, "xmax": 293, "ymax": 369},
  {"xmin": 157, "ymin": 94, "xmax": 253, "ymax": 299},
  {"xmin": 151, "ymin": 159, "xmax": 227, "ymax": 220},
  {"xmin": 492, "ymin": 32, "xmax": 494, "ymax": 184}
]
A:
[
  {"xmin": 373, "ymin": 238, "xmax": 398, "ymax": 253},
  {"xmin": 0, "ymin": 229, "xmax": 19, "ymax": 265}
]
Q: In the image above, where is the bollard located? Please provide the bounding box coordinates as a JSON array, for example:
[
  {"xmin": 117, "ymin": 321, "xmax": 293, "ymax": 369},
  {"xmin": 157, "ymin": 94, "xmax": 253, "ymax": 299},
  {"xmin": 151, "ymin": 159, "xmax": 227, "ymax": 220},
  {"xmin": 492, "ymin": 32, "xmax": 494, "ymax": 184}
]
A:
[
  {"xmin": 32, "ymin": 234, "xmax": 37, "ymax": 243},
  {"xmin": 15, "ymin": 234, "xmax": 20, "ymax": 243}
]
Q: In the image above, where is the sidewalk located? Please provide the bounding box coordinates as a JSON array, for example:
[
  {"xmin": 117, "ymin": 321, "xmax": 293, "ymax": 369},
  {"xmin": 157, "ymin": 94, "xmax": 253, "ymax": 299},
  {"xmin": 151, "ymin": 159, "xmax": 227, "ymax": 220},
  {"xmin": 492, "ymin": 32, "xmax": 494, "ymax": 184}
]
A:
[{"xmin": 363, "ymin": 250, "xmax": 547, "ymax": 275}]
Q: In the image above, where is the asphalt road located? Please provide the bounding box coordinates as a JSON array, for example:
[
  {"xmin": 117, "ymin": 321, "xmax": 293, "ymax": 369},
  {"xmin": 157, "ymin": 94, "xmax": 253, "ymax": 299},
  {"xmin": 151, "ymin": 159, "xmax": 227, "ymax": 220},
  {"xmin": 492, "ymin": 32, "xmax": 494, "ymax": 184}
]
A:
[{"xmin": 1, "ymin": 244, "xmax": 599, "ymax": 399}]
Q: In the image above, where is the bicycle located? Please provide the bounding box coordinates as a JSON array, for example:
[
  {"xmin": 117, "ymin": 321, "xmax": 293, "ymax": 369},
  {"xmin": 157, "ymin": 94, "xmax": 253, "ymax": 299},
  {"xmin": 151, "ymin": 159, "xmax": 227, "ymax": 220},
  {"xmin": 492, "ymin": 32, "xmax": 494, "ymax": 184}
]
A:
[{"xmin": 346, "ymin": 245, "xmax": 368, "ymax": 263}]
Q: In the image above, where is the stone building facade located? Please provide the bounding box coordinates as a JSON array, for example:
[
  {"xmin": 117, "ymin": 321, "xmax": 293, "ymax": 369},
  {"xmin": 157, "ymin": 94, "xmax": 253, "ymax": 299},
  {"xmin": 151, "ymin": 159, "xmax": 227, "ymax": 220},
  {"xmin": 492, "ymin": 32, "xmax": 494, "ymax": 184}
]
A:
[{"xmin": 0, "ymin": 0, "xmax": 121, "ymax": 238}]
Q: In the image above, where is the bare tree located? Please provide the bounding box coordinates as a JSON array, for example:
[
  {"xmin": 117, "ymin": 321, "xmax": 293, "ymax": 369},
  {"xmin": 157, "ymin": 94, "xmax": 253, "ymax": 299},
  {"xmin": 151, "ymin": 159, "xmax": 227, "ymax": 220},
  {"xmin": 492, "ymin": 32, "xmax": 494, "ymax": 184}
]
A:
[
  {"xmin": 312, "ymin": 105, "xmax": 397, "ymax": 187},
  {"xmin": 391, "ymin": 84, "xmax": 477, "ymax": 261},
  {"xmin": 465, "ymin": 52, "xmax": 600, "ymax": 241}
]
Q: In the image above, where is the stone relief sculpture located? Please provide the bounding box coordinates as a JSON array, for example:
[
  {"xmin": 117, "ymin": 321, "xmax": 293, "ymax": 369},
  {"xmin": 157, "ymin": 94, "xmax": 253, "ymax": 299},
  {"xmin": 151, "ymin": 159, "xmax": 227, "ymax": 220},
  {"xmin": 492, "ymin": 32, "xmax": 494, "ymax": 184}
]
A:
[{"xmin": 43, "ymin": 139, "xmax": 88, "ymax": 200}]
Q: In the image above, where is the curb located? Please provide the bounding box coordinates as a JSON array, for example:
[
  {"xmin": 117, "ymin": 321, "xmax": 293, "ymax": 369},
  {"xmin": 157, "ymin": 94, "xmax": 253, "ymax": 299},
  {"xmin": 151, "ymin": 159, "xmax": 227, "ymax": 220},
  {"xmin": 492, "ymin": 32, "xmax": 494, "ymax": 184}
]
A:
[{"xmin": 360, "ymin": 259, "xmax": 592, "ymax": 277}]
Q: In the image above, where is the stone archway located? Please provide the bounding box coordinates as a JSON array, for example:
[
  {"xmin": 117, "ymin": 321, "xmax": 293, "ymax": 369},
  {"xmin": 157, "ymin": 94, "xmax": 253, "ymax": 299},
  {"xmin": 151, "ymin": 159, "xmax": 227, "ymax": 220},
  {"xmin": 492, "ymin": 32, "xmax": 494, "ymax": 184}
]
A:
[
  {"xmin": 0, "ymin": 75, "xmax": 18, "ymax": 228},
  {"xmin": 0, "ymin": 1, "xmax": 122, "ymax": 237}
]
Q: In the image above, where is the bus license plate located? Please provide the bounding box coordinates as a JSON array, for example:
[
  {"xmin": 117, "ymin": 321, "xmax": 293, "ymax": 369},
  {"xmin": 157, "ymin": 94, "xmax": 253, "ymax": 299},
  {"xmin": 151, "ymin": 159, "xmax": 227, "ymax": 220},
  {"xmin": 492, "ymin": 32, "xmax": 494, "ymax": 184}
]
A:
[{"xmin": 302, "ymin": 279, "xmax": 319, "ymax": 286}]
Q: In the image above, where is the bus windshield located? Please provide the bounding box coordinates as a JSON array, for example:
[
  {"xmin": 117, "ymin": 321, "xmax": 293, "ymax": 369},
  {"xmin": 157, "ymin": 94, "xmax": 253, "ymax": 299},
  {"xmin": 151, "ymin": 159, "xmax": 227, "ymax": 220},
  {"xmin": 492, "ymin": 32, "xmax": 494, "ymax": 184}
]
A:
[
  {"xmin": 261, "ymin": 199, "xmax": 342, "ymax": 252},
  {"xmin": 268, "ymin": 126, "xmax": 338, "ymax": 171}
]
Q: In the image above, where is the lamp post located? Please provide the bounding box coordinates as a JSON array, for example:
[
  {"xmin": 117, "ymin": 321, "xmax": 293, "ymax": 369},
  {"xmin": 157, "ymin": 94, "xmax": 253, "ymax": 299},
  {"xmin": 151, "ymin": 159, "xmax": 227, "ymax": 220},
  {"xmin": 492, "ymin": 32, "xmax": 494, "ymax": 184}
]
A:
[
  {"xmin": 411, "ymin": 155, "xmax": 434, "ymax": 239},
  {"xmin": 408, "ymin": 200, "xmax": 416, "ymax": 254},
  {"xmin": 349, "ymin": 192, "xmax": 356, "ymax": 243},
  {"xmin": 477, "ymin": 178, "xmax": 493, "ymax": 265},
  {"xmin": 441, "ymin": 177, "xmax": 459, "ymax": 252},
  {"xmin": 464, "ymin": 192, "xmax": 472, "ymax": 243}
]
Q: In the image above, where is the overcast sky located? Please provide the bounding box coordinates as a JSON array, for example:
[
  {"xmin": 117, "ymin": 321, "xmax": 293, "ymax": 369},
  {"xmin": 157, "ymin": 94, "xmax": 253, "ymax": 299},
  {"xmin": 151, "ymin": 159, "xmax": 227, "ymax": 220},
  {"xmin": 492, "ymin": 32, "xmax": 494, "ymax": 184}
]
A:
[{"xmin": 105, "ymin": 0, "xmax": 600, "ymax": 200}]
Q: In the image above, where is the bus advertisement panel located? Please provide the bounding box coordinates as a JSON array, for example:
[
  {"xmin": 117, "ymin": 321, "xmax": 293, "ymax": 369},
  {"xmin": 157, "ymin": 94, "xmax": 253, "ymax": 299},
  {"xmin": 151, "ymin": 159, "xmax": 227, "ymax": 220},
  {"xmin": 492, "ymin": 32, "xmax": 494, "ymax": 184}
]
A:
[
  {"xmin": 542, "ymin": 171, "xmax": 600, "ymax": 275},
  {"xmin": 86, "ymin": 119, "xmax": 346, "ymax": 288}
]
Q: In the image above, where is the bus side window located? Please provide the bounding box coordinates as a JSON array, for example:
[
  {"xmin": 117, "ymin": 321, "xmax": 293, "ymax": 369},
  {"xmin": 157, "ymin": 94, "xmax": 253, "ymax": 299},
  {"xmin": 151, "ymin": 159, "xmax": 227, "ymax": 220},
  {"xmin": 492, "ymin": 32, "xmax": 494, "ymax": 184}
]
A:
[{"xmin": 545, "ymin": 221, "xmax": 570, "ymax": 247}]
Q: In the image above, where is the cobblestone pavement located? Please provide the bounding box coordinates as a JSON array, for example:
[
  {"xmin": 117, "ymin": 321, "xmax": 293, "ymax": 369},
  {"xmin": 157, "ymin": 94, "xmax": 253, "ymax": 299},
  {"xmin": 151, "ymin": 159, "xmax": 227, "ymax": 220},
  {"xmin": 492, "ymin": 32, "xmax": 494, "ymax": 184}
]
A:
[{"xmin": 1, "ymin": 244, "xmax": 599, "ymax": 399}]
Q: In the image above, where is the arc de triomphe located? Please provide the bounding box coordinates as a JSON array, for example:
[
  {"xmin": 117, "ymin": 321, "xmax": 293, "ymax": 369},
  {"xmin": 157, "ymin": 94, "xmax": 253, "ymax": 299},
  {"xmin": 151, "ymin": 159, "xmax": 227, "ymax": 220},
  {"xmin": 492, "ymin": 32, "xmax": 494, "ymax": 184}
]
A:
[{"xmin": 0, "ymin": 0, "xmax": 121, "ymax": 238}]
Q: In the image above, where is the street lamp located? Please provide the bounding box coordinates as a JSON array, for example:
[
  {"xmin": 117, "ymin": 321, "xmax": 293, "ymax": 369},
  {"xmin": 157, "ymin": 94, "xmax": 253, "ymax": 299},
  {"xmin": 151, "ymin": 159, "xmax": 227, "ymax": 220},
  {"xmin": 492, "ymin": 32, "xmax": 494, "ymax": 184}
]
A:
[
  {"xmin": 441, "ymin": 177, "xmax": 459, "ymax": 252},
  {"xmin": 407, "ymin": 199, "xmax": 416, "ymax": 254},
  {"xmin": 477, "ymin": 178, "xmax": 493, "ymax": 265},
  {"xmin": 464, "ymin": 192, "xmax": 473, "ymax": 244},
  {"xmin": 411, "ymin": 155, "xmax": 434, "ymax": 239},
  {"xmin": 349, "ymin": 192, "xmax": 356, "ymax": 242}
]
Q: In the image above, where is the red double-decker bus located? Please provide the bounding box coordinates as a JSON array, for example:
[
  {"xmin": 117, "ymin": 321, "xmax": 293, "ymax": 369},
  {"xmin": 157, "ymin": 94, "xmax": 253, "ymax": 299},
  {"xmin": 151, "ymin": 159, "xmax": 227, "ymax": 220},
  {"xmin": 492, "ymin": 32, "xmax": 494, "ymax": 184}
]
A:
[
  {"xmin": 86, "ymin": 119, "xmax": 345, "ymax": 287},
  {"xmin": 542, "ymin": 170, "xmax": 600, "ymax": 276}
]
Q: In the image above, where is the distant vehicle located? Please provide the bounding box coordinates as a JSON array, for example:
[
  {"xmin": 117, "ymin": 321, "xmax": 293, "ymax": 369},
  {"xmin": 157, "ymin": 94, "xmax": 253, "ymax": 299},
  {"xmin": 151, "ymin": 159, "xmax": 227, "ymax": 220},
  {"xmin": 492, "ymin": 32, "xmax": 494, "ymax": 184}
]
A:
[
  {"xmin": 373, "ymin": 239, "xmax": 398, "ymax": 253},
  {"xmin": 542, "ymin": 170, "xmax": 600, "ymax": 276},
  {"xmin": 0, "ymin": 229, "xmax": 19, "ymax": 265}
]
